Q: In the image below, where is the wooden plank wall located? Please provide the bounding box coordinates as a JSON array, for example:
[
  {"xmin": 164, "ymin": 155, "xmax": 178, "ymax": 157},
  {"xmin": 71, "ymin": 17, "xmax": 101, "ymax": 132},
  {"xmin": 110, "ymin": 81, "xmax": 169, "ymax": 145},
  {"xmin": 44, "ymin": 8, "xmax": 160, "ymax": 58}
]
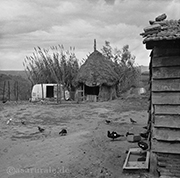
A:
[
  {"xmin": 151, "ymin": 47, "xmax": 180, "ymax": 177},
  {"xmin": 151, "ymin": 47, "xmax": 180, "ymax": 153}
]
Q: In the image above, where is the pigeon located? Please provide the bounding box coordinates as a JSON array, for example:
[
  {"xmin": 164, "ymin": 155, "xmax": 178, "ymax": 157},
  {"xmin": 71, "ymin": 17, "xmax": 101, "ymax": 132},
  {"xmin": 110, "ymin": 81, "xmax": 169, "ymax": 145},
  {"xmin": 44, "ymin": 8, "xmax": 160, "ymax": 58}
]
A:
[
  {"xmin": 38, "ymin": 126, "xmax": 45, "ymax": 132},
  {"xmin": 130, "ymin": 118, "xmax": 137, "ymax": 124},
  {"xmin": 105, "ymin": 120, "xmax": 111, "ymax": 124},
  {"xmin": 140, "ymin": 132, "xmax": 149, "ymax": 139},
  {"xmin": 59, "ymin": 129, "xmax": 67, "ymax": 136},
  {"xmin": 126, "ymin": 131, "xmax": 134, "ymax": 137},
  {"xmin": 107, "ymin": 131, "xmax": 124, "ymax": 141},
  {"xmin": 138, "ymin": 141, "xmax": 149, "ymax": 151}
]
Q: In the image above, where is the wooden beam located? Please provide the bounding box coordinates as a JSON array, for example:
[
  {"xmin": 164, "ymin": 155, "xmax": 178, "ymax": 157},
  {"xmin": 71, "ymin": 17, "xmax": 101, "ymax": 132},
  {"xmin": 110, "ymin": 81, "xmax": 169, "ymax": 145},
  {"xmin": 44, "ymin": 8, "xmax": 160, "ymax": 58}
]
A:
[
  {"xmin": 146, "ymin": 39, "xmax": 180, "ymax": 50},
  {"xmin": 154, "ymin": 115, "xmax": 180, "ymax": 128},
  {"xmin": 152, "ymin": 92, "xmax": 180, "ymax": 104},
  {"xmin": 152, "ymin": 140, "xmax": 180, "ymax": 154},
  {"xmin": 157, "ymin": 156, "xmax": 180, "ymax": 163},
  {"xmin": 150, "ymin": 152, "xmax": 159, "ymax": 177},
  {"xmin": 153, "ymin": 47, "xmax": 180, "ymax": 58},
  {"xmin": 155, "ymin": 105, "xmax": 180, "ymax": 115},
  {"xmin": 152, "ymin": 79, "xmax": 180, "ymax": 91},
  {"xmin": 152, "ymin": 67, "xmax": 180, "ymax": 79},
  {"xmin": 152, "ymin": 56, "xmax": 180, "ymax": 67},
  {"xmin": 152, "ymin": 128, "xmax": 180, "ymax": 141},
  {"xmin": 158, "ymin": 168, "xmax": 180, "ymax": 177}
]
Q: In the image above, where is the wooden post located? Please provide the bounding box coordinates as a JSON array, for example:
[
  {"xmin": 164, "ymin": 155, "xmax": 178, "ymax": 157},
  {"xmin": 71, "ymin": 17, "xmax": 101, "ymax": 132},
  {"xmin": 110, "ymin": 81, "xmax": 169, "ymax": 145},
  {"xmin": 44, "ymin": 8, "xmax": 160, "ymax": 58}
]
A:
[
  {"xmin": 16, "ymin": 81, "xmax": 19, "ymax": 102},
  {"xmin": 14, "ymin": 81, "xmax": 16, "ymax": 101},
  {"xmin": 57, "ymin": 83, "xmax": 59, "ymax": 103},
  {"xmin": 82, "ymin": 84, "xmax": 85, "ymax": 101},
  {"xmin": 150, "ymin": 152, "xmax": 159, "ymax": 177},
  {"xmin": 7, "ymin": 81, "xmax": 10, "ymax": 101},
  {"xmin": 2, "ymin": 81, "xmax": 6, "ymax": 101},
  {"xmin": 41, "ymin": 83, "xmax": 44, "ymax": 100},
  {"xmin": 59, "ymin": 83, "xmax": 62, "ymax": 104}
]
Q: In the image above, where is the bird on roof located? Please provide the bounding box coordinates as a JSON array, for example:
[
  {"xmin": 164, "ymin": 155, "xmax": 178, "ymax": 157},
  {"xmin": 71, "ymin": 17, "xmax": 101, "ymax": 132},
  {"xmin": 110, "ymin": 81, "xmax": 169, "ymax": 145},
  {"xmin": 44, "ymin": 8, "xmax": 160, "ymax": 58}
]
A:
[
  {"xmin": 107, "ymin": 131, "xmax": 124, "ymax": 141},
  {"xmin": 105, "ymin": 119, "xmax": 111, "ymax": 124},
  {"xmin": 59, "ymin": 129, "xmax": 67, "ymax": 136},
  {"xmin": 38, "ymin": 126, "xmax": 45, "ymax": 132},
  {"xmin": 130, "ymin": 118, "xmax": 137, "ymax": 124},
  {"xmin": 138, "ymin": 141, "xmax": 149, "ymax": 151}
]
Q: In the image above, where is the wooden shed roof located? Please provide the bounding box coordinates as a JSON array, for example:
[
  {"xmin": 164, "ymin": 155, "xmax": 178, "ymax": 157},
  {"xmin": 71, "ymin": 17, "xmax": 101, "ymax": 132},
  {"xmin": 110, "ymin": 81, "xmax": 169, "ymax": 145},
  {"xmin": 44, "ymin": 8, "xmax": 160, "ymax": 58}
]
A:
[{"xmin": 141, "ymin": 14, "xmax": 180, "ymax": 44}]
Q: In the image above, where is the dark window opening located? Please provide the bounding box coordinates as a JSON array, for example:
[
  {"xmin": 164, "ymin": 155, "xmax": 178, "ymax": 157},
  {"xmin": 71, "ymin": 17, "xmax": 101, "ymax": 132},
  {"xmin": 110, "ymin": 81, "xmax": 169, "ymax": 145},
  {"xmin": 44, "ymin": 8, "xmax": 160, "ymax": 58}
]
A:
[
  {"xmin": 46, "ymin": 86, "xmax": 54, "ymax": 98},
  {"xmin": 85, "ymin": 85, "xmax": 99, "ymax": 95}
]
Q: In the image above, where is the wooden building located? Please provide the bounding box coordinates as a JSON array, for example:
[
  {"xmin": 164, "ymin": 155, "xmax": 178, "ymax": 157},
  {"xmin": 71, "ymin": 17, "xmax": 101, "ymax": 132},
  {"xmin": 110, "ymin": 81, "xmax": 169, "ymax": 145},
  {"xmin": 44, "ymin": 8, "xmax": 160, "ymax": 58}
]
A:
[
  {"xmin": 75, "ymin": 40, "xmax": 119, "ymax": 102},
  {"xmin": 141, "ymin": 14, "xmax": 180, "ymax": 177}
]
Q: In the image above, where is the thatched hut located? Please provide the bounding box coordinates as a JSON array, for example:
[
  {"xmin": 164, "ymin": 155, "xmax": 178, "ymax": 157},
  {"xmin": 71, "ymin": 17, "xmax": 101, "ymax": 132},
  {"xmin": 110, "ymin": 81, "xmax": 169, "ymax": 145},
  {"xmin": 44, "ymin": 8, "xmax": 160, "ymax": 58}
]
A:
[
  {"xmin": 141, "ymin": 14, "xmax": 180, "ymax": 177},
  {"xmin": 75, "ymin": 40, "xmax": 119, "ymax": 102}
]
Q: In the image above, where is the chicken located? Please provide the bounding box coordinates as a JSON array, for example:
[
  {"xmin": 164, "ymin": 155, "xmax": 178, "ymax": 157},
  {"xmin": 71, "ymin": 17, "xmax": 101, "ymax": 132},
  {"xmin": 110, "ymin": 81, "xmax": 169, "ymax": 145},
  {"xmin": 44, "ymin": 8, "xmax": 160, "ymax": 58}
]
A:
[
  {"xmin": 38, "ymin": 126, "xmax": 45, "ymax": 132},
  {"xmin": 59, "ymin": 129, "xmax": 67, "ymax": 136},
  {"xmin": 130, "ymin": 118, "xmax": 137, "ymax": 124},
  {"xmin": 2, "ymin": 99, "xmax": 7, "ymax": 104},
  {"xmin": 105, "ymin": 120, "xmax": 111, "ymax": 124},
  {"xmin": 21, "ymin": 121, "xmax": 26, "ymax": 125},
  {"xmin": 107, "ymin": 131, "xmax": 124, "ymax": 140},
  {"xmin": 140, "ymin": 132, "xmax": 149, "ymax": 139},
  {"xmin": 125, "ymin": 131, "xmax": 134, "ymax": 137},
  {"xmin": 138, "ymin": 141, "xmax": 149, "ymax": 151}
]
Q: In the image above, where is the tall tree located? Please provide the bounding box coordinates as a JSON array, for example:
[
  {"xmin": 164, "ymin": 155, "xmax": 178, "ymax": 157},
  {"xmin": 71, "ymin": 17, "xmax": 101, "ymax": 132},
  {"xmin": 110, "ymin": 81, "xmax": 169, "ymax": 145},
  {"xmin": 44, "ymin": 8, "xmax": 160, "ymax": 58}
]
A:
[
  {"xmin": 23, "ymin": 45, "xmax": 79, "ymax": 93},
  {"xmin": 101, "ymin": 41, "xmax": 140, "ymax": 93}
]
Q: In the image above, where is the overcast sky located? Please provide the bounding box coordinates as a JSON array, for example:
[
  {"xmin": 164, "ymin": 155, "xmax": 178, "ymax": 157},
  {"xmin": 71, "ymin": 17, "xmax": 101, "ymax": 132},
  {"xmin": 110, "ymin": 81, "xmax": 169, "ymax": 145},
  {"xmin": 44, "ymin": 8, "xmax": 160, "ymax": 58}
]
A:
[{"xmin": 1, "ymin": 0, "xmax": 180, "ymax": 70}]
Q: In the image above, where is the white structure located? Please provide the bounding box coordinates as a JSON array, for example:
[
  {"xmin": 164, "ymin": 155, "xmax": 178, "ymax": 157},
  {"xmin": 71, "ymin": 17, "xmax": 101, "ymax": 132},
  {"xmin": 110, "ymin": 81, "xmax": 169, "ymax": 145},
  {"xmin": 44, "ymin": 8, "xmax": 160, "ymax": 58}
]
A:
[{"xmin": 31, "ymin": 84, "xmax": 64, "ymax": 101}]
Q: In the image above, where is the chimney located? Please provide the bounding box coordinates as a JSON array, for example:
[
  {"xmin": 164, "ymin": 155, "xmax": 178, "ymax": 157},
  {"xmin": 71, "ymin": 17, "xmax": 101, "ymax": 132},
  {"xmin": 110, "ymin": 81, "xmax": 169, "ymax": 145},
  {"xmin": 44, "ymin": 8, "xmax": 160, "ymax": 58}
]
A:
[{"xmin": 94, "ymin": 39, "xmax": 96, "ymax": 51}]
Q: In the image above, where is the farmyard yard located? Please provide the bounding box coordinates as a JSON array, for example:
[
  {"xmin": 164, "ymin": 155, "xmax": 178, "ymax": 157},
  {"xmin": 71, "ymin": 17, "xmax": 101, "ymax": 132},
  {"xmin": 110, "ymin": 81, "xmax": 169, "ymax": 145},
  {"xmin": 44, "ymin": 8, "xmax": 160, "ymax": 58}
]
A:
[{"xmin": 0, "ymin": 97, "xmax": 152, "ymax": 178}]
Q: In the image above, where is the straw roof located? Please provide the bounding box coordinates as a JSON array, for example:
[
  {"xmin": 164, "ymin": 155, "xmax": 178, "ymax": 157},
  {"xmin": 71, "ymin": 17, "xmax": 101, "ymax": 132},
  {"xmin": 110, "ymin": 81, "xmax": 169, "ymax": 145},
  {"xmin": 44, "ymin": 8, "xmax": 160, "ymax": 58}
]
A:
[
  {"xmin": 75, "ymin": 50, "xmax": 119, "ymax": 87},
  {"xmin": 141, "ymin": 14, "xmax": 180, "ymax": 44}
]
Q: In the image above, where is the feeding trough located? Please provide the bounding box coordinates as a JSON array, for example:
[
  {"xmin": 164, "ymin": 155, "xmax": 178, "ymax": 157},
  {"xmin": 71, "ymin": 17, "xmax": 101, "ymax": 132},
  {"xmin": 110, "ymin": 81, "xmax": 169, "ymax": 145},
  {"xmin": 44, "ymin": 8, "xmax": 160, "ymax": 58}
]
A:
[{"xmin": 123, "ymin": 148, "xmax": 150, "ymax": 171}]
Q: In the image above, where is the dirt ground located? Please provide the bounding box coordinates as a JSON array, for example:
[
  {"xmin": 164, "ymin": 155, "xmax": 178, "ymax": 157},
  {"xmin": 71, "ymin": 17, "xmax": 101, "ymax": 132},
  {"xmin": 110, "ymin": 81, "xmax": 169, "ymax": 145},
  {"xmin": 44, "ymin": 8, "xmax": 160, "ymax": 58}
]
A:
[{"xmin": 0, "ymin": 96, "xmax": 153, "ymax": 178}]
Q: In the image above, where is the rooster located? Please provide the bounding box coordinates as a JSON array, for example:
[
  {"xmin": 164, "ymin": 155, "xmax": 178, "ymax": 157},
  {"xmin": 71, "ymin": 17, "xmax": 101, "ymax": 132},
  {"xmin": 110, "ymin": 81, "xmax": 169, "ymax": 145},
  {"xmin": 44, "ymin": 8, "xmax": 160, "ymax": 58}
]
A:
[{"xmin": 107, "ymin": 131, "xmax": 124, "ymax": 140}]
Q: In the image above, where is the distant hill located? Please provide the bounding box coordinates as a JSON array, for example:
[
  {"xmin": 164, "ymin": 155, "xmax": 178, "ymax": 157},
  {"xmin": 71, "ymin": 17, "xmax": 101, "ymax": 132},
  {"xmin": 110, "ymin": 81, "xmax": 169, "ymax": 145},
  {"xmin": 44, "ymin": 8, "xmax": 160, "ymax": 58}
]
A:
[
  {"xmin": 140, "ymin": 65, "xmax": 149, "ymax": 73},
  {"xmin": 0, "ymin": 71, "xmax": 31, "ymax": 101},
  {"xmin": 0, "ymin": 70, "xmax": 28, "ymax": 79}
]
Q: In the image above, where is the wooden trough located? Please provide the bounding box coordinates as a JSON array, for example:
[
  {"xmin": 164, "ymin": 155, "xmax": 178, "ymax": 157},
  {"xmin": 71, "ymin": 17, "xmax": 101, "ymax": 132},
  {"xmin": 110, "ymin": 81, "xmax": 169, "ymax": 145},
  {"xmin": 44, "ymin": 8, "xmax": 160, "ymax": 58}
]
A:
[{"xmin": 123, "ymin": 148, "xmax": 150, "ymax": 171}]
